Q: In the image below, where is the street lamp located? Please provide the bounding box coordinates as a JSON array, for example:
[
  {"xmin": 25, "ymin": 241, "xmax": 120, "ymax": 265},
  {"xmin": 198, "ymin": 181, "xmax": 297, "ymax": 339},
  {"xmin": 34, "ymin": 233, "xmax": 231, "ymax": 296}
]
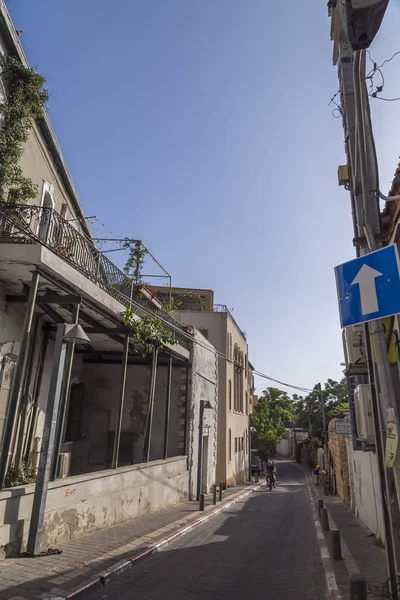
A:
[
  {"xmin": 340, "ymin": 0, "xmax": 389, "ymax": 50},
  {"xmin": 27, "ymin": 322, "xmax": 89, "ymax": 555},
  {"xmin": 196, "ymin": 400, "xmax": 213, "ymax": 501}
]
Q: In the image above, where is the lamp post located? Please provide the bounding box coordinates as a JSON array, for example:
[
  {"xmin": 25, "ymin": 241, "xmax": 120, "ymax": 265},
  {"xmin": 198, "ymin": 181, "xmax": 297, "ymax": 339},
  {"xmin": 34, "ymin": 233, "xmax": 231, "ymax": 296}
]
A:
[
  {"xmin": 196, "ymin": 400, "xmax": 213, "ymax": 501},
  {"xmin": 27, "ymin": 323, "xmax": 90, "ymax": 555}
]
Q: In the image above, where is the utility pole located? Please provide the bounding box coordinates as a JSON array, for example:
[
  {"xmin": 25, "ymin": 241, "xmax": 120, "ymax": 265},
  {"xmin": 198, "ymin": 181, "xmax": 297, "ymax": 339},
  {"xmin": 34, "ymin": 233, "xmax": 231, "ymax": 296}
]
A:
[
  {"xmin": 330, "ymin": 3, "xmax": 400, "ymax": 593},
  {"xmin": 318, "ymin": 383, "xmax": 328, "ymax": 473}
]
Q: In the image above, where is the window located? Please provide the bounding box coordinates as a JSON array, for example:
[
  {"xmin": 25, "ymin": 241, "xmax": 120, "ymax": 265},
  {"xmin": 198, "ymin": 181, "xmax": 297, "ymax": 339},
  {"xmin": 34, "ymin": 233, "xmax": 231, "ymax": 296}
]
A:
[
  {"xmin": 245, "ymin": 354, "xmax": 248, "ymax": 378},
  {"xmin": 245, "ymin": 430, "xmax": 248, "ymax": 454},
  {"xmin": 241, "ymin": 436, "xmax": 244, "ymax": 452},
  {"xmin": 65, "ymin": 383, "xmax": 85, "ymax": 442},
  {"xmin": 235, "ymin": 437, "xmax": 238, "ymax": 453},
  {"xmin": 245, "ymin": 391, "xmax": 248, "ymax": 415},
  {"xmin": 228, "ymin": 379, "xmax": 232, "ymax": 411},
  {"xmin": 228, "ymin": 429, "xmax": 232, "ymax": 462},
  {"xmin": 38, "ymin": 182, "xmax": 55, "ymax": 242},
  {"xmin": 233, "ymin": 344, "xmax": 239, "ymax": 411},
  {"xmin": 229, "ymin": 334, "xmax": 233, "ymax": 360}
]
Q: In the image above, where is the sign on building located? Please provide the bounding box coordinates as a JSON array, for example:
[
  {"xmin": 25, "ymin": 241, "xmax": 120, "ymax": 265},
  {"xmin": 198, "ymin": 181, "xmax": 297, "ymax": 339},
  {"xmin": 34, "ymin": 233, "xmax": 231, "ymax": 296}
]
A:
[{"xmin": 335, "ymin": 418, "xmax": 352, "ymax": 436}]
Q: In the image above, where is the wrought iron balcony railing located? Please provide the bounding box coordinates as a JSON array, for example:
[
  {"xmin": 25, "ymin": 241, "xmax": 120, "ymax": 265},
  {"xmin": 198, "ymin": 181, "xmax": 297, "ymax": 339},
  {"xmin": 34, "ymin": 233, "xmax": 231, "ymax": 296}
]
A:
[{"xmin": 0, "ymin": 203, "xmax": 189, "ymax": 349}]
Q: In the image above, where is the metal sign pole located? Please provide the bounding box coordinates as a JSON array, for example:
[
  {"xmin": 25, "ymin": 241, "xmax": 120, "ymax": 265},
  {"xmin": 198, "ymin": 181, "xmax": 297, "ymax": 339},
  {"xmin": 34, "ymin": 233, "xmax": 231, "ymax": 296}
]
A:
[{"xmin": 27, "ymin": 324, "xmax": 66, "ymax": 555}]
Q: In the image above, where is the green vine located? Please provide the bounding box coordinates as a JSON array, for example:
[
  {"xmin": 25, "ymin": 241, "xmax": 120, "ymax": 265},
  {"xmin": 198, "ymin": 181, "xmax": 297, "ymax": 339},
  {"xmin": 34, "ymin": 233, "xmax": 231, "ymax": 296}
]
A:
[
  {"xmin": 123, "ymin": 239, "xmax": 147, "ymax": 284},
  {"xmin": 123, "ymin": 308, "xmax": 177, "ymax": 357},
  {"xmin": 5, "ymin": 461, "xmax": 37, "ymax": 488},
  {"xmin": 159, "ymin": 293, "xmax": 207, "ymax": 313},
  {"xmin": 0, "ymin": 55, "xmax": 49, "ymax": 202}
]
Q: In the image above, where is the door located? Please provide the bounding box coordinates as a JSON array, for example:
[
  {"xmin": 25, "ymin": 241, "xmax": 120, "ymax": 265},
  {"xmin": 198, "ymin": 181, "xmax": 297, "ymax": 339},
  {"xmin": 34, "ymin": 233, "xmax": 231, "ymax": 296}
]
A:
[{"xmin": 202, "ymin": 435, "xmax": 209, "ymax": 493}]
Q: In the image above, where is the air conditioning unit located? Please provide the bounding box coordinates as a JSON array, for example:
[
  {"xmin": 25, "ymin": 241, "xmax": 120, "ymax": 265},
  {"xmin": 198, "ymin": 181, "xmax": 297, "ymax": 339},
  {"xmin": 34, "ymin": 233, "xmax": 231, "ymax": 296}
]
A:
[
  {"xmin": 354, "ymin": 384, "xmax": 374, "ymax": 442},
  {"xmin": 343, "ymin": 324, "xmax": 367, "ymax": 374},
  {"xmin": 58, "ymin": 453, "xmax": 71, "ymax": 478}
]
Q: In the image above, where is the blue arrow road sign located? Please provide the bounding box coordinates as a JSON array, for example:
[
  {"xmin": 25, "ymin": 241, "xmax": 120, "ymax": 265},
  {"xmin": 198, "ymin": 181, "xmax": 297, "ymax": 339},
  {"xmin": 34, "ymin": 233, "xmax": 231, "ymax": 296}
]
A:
[{"xmin": 335, "ymin": 245, "xmax": 400, "ymax": 328}]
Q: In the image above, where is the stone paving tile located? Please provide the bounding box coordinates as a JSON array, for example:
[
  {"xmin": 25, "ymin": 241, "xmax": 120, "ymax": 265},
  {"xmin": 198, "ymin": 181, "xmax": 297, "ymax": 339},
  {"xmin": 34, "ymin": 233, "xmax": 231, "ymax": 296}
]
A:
[
  {"xmin": 0, "ymin": 482, "xmax": 253, "ymax": 599},
  {"xmin": 86, "ymin": 463, "xmax": 326, "ymax": 600}
]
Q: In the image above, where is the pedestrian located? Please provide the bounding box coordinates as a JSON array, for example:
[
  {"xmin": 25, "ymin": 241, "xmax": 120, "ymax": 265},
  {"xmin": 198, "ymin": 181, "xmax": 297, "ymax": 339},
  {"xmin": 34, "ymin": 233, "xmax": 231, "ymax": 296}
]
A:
[{"xmin": 314, "ymin": 463, "xmax": 320, "ymax": 486}]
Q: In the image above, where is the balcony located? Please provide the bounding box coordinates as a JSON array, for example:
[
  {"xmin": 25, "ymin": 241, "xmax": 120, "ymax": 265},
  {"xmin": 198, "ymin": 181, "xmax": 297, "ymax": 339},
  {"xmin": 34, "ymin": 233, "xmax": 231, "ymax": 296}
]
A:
[{"xmin": 0, "ymin": 203, "xmax": 189, "ymax": 349}]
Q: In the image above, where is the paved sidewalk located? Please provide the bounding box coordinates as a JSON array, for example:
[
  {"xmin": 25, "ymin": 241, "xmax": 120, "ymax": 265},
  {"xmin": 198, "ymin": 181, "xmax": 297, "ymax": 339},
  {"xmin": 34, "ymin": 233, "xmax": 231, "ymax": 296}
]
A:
[
  {"xmin": 305, "ymin": 467, "xmax": 388, "ymax": 599},
  {"xmin": 0, "ymin": 482, "xmax": 257, "ymax": 600}
]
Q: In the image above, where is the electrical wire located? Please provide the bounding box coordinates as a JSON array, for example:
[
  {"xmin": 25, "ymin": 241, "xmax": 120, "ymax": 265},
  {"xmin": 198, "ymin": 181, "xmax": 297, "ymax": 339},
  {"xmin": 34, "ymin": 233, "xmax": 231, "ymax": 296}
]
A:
[
  {"xmin": 367, "ymin": 49, "xmax": 400, "ymax": 103},
  {"xmin": 328, "ymin": 89, "xmax": 343, "ymax": 119}
]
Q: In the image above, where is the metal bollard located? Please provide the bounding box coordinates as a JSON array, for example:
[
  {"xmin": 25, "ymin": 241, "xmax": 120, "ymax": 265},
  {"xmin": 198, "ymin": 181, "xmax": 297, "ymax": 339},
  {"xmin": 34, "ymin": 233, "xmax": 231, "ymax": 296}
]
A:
[
  {"xmin": 330, "ymin": 529, "xmax": 342, "ymax": 560},
  {"xmin": 321, "ymin": 507, "xmax": 330, "ymax": 532},
  {"xmin": 350, "ymin": 573, "xmax": 367, "ymax": 600},
  {"xmin": 199, "ymin": 493, "xmax": 205, "ymax": 511},
  {"xmin": 219, "ymin": 482, "xmax": 223, "ymax": 502},
  {"xmin": 212, "ymin": 484, "xmax": 217, "ymax": 505},
  {"xmin": 317, "ymin": 499, "xmax": 324, "ymax": 516}
]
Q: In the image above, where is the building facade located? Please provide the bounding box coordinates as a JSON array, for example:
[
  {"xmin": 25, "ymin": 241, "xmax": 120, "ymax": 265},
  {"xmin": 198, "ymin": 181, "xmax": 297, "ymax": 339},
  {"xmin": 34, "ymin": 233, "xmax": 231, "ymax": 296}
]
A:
[
  {"xmin": 0, "ymin": 3, "xmax": 217, "ymax": 558},
  {"xmin": 150, "ymin": 286, "xmax": 250, "ymax": 487}
]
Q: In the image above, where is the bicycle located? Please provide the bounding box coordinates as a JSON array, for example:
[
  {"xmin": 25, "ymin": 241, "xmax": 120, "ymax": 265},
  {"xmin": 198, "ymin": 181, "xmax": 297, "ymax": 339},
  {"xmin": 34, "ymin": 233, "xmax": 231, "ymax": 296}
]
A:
[{"xmin": 324, "ymin": 477, "xmax": 334, "ymax": 496}]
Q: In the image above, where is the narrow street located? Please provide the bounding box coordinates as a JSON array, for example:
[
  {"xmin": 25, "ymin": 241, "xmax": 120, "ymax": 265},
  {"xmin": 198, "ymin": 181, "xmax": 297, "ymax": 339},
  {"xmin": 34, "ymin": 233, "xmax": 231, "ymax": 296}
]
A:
[{"xmin": 87, "ymin": 462, "xmax": 326, "ymax": 600}]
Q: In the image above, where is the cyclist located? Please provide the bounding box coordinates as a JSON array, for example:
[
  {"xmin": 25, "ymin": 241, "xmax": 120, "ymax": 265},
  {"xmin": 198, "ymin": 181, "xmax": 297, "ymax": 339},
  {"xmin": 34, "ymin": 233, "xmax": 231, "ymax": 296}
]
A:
[{"xmin": 266, "ymin": 460, "xmax": 276, "ymax": 488}]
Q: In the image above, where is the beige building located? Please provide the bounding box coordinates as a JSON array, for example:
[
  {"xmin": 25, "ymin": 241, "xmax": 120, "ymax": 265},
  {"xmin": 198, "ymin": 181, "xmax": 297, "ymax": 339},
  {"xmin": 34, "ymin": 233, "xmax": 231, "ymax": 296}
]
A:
[
  {"xmin": 150, "ymin": 286, "xmax": 251, "ymax": 487},
  {"xmin": 0, "ymin": 3, "xmax": 217, "ymax": 558}
]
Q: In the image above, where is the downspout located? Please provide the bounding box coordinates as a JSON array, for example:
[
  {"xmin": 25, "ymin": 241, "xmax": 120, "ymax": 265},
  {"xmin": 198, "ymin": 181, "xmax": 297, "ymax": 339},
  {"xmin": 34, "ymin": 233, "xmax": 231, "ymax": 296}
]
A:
[{"xmin": 24, "ymin": 331, "xmax": 49, "ymax": 462}]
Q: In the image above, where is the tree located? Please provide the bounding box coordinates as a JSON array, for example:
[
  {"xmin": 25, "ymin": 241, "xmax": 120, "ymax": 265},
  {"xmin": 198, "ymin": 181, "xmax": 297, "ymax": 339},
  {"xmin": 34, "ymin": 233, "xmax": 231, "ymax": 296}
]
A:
[
  {"xmin": 250, "ymin": 387, "xmax": 294, "ymax": 460},
  {"xmin": 293, "ymin": 378, "xmax": 349, "ymax": 438}
]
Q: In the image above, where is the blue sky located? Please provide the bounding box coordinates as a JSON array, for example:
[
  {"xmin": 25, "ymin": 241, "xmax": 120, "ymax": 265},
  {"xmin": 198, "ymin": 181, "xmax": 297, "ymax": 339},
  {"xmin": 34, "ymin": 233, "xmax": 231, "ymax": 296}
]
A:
[{"xmin": 6, "ymin": 0, "xmax": 400, "ymax": 393}]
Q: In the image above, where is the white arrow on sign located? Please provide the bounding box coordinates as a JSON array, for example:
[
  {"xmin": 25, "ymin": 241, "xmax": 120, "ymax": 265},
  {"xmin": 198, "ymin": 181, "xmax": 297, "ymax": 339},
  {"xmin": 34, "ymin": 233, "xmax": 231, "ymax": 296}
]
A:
[{"xmin": 351, "ymin": 264, "xmax": 383, "ymax": 315}]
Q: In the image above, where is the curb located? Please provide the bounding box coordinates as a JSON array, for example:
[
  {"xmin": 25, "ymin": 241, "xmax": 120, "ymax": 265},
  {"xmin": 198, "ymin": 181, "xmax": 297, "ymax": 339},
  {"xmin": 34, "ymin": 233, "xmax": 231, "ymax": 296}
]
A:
[
  {"xmin": 294, "ymin": 463, "xmax": 343, "ymax": 600},
  {"xmin": 47, "ymin": 483, "xmax": 263, "ymax": 600}
]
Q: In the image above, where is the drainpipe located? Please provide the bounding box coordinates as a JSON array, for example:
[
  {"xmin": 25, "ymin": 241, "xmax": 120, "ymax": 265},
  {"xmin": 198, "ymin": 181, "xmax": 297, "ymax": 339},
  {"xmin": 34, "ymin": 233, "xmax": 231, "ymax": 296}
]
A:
[
  {"xmin": 0, "ymin": 271, "xmax": 40, "ymax": 489},
  {"xmin": 112, "ymin": 333, "xmax": 130, "ymax": 469},
  {"xmin": 14, "ymin": 314, "xmax": 40, "ymax": 467},
  {"xmin": 24, "ymin": 332, "xmax": 49, "ymax": 462},
  {"xmin": 51, "ymin": 302, "xmax": 80, "ymax": 480},
  {"xmin": 143, "ymin": 346, "xmax": 158, "ymax": 463},
  {"xmin": 163, "ymin": 355, "xmax": 172, "ymax": 459}
]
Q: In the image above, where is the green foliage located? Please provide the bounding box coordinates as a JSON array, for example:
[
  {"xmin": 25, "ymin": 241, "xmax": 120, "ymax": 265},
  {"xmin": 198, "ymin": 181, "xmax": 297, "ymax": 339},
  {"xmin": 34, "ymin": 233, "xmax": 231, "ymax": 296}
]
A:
[
  {"xmin": 162, "ymin": 293, "xmax": 206, "ymax": 313},
  {"xmin": 123, "ymin": 239, "xmax": 147, "ymax": 284},
  {"xmin": 250, "ymin": 387, "xmax": 294, "ymax": 460},
  {"xmin": 5, "ymin": 461, "xmax": 37, "ymax": 488},
  {"xmin": 123, "ymin": 308, "xmax": 177, "ymax": 357},
  {"xmin": 0, "ymin": 55, "xmax": 48, "ymax": 202},
  {"xmin": 293, "ymin": 378, "xmax": 349, "ymax": 438}
]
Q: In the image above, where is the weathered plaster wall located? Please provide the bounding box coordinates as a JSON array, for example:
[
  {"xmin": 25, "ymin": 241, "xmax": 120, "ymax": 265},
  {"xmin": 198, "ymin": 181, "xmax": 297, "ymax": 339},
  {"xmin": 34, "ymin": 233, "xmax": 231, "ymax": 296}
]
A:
[
  {"xmin": 186, "ymin": 329, "xmax": 218, "ymax": 500},
  {"xmin": 328, "ymin": 419, "xmax": 350, "ymax": 506},
  {"xmin": 0, "ymin": 456, "xmax": 188, "ymax": 558}
]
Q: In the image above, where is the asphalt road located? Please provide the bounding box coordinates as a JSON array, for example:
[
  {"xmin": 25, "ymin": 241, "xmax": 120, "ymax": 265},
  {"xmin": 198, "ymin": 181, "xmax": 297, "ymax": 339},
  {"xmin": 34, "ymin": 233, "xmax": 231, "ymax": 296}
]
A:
[{"xmin": 87, "ymin": 461, "xmax": 326, "ymax": 600}]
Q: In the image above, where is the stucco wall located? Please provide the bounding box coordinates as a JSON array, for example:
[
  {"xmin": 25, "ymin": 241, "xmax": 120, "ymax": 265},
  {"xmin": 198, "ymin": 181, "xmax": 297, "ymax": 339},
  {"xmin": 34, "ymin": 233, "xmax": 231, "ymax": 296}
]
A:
[
  {"xmin": 173, "ymin": 310, "xmax": 249, "ymax": 486},
  {"xmin": 347, "ymin": 445, "xmax": 385, "ymax": 543},
  {"xmin": 276, "ymin": 438, "xmax": 290, "ymax": 457},
  {"xmin": 186, "ymin": 330, "xmax": 218, "ymax": 500},
  {"xmin": 0, "ymin": 456, "xmax": 188, "ymax": 558}
]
